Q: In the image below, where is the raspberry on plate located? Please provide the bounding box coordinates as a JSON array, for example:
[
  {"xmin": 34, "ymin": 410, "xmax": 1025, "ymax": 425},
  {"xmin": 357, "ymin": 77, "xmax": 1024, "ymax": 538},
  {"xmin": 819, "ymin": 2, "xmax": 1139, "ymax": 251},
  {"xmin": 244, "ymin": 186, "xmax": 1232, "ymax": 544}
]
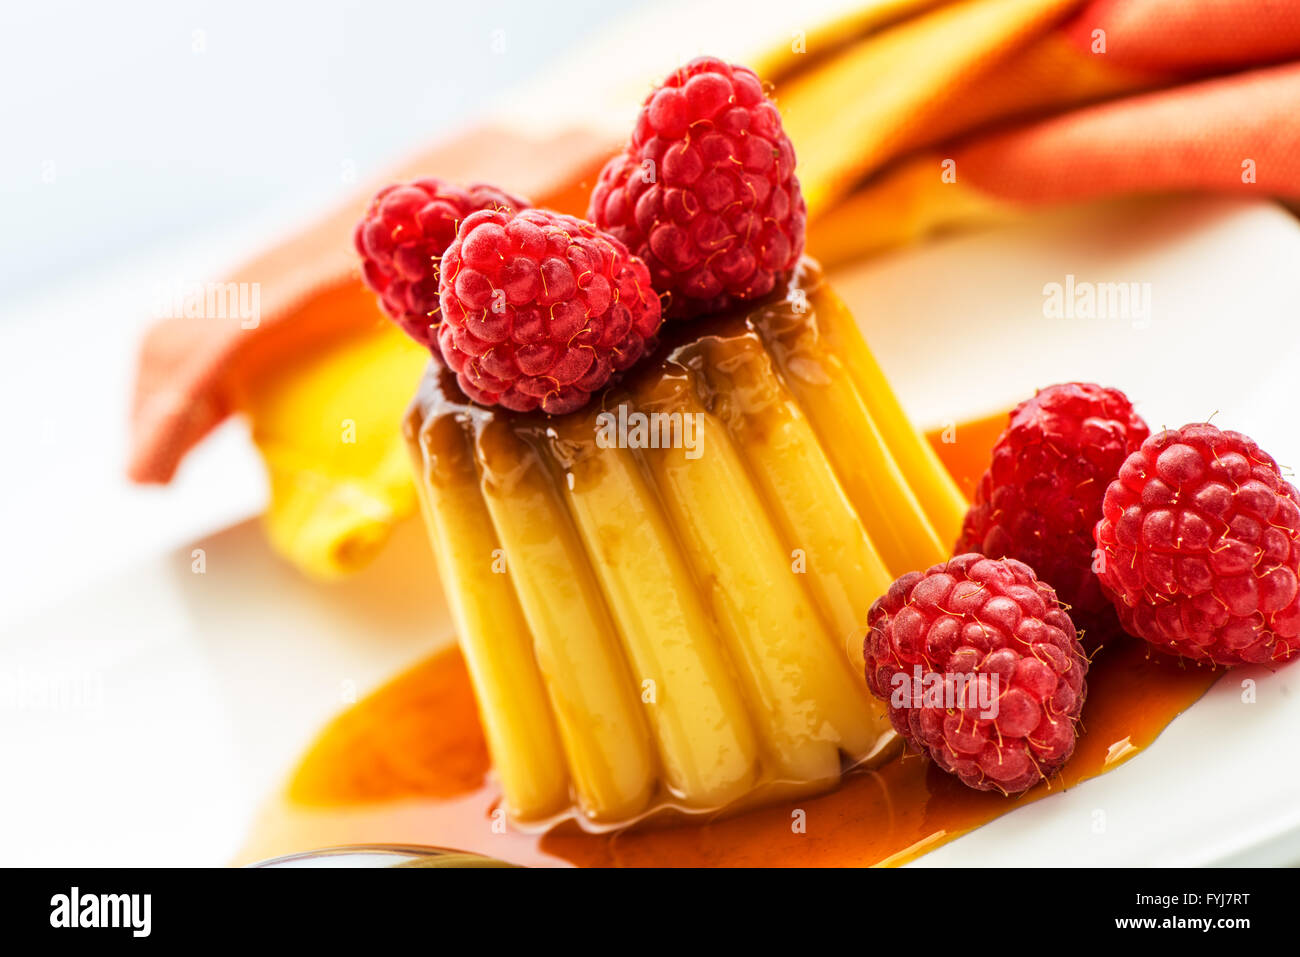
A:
[
  {"xmin": 956, "ymin": 383, "xmax": 1149, "ymax": 647},
  {"xmin": 354, "ymin": 178, "xmax": 527, "ymax": 354},
  {"xmin": 1094, "ymin": 423, "xmax": 1300, "ymax": 666},
  {"xmin": 437, "ymin": 207, "xmax": 662, "ymax": 414},
  {"xmin": 864, "ymin": 554, "xmax": 1089, "ymax": 795},
  {"xmin": 588, "ymin": 57, "xmax": 806, "ymax": 319}
]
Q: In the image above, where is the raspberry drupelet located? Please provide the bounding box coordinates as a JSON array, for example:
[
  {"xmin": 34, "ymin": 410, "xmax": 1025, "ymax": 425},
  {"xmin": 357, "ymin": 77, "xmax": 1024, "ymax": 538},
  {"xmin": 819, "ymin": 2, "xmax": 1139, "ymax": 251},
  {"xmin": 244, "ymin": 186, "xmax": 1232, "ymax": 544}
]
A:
[
  {"xmin": 865, "ymin": 554, "xmax": 1089, "ymax": 795},
  {"xmin": 436, "ymin": 207, "xmax": 662, "ymax": 414},
  {"xmin": 354, "ymin": 178, "xmax": 527, "ymax": 355},
  {"xmin": 589, "ymin": 57, "xmax": 806, "ymax": 319},
  {"xmin": 1094, "ymin": 423, "xmax": 1300, "ymax": 666}
]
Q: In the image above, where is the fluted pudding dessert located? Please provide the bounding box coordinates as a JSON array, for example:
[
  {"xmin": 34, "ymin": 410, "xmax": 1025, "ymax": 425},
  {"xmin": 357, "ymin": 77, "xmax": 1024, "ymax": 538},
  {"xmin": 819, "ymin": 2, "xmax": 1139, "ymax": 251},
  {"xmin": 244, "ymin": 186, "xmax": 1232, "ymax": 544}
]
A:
[{"xmin": 403, "ymin": 262, "xmax": 966, "ymax": 826}]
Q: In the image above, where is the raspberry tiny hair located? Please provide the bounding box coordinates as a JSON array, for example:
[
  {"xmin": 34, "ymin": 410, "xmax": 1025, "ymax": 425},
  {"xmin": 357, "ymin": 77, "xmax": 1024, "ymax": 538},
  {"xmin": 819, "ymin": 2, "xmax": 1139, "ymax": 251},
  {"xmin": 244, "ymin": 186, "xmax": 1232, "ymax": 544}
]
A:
[
  {"xmin": 588, "ymin": 57, "xmax": 806, "ymax": 320},
  {"xmin": 437, "ymin": 207, "xmax": 662, "ymax": 414},
  {"xmin": 353, "ymin": 178, "xmax": 527, "ymax": 355},
  {"xmin": 1094, "ymin": 423, "xmax": 1300, "ymax": 667},
  {"xmin": 956, "ymin": 382, "xmax": 1149, "ymax": 648},
  {"xmin": 864, "ymin": 553, "xmax": 1088, "ymax": 795}
]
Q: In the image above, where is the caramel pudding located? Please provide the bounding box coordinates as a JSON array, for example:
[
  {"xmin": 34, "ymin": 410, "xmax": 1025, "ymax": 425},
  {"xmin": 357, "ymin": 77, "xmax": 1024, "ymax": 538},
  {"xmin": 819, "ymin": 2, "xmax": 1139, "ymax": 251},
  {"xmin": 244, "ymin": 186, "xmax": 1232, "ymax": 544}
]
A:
[{"xmin": 402, "ymin": 261, "xmax": 968, "ymax": 827}]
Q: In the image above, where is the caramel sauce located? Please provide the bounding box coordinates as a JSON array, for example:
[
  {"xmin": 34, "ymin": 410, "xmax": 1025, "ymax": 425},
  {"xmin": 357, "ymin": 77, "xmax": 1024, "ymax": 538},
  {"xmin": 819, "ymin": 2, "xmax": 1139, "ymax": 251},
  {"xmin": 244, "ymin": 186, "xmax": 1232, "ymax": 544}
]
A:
[{"xmin": 237, "ymin": 420, "xmax": 1221, "ymax": 867}]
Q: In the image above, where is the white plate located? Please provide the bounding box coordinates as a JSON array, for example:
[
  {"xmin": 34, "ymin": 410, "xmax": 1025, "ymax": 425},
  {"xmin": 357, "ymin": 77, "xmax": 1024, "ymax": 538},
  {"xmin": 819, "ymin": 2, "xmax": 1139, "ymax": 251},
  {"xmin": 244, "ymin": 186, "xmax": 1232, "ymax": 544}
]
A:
[{"xmin": 3, "ymin": 195, "xmax": 1298, "ymax": 866}]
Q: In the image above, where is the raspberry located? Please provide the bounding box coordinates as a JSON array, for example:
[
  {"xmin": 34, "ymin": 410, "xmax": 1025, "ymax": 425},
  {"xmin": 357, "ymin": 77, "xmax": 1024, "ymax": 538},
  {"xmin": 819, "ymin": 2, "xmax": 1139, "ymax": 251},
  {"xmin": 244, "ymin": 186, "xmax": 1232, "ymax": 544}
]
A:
[
  {"xmin": 437, "ymin": 207, "xmax": 662, "ymax": 414},
  {"xmin": 956, "ymin": 383, "xmax": 1149, "ymax": 647},
  {"xmin": 1094, "ymin": 423, "xmax": 1300, "ymax": 666},
  {"xmin": 588, "ymin": 57, "xmax": 806, "ymax": 319},
  {"xmin": 864, "ymin": 554, "xmax": 1088, "ymax": 794},
  {"xmin": 353, "ymin": 178, "xmax": 527, "ymax": 354}
]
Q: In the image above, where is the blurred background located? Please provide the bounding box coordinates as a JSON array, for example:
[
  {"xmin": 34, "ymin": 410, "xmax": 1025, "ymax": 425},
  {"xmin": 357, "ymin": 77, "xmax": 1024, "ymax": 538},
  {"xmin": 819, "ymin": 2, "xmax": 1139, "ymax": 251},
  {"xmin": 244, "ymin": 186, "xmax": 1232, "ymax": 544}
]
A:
[{"xmin": 2, "ymin": 0, "xmax": 651, "ymax": 299}]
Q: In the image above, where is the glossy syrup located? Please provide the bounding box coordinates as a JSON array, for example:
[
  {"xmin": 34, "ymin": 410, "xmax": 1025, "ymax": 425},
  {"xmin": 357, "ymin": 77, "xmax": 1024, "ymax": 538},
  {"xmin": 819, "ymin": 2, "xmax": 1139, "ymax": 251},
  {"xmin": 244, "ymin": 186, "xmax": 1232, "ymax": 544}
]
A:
[{"xmin": 236, "ymin": 419, "xmax": 1221, "ymax": 867}]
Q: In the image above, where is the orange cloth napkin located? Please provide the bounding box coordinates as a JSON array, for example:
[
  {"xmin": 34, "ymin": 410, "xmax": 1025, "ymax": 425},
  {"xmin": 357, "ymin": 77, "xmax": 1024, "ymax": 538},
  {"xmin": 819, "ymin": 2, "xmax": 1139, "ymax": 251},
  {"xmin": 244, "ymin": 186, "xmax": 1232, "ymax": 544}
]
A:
[
  {"xmin": 802, "ymin": 0, "xmax": 1300, "ymax": 263},
  {"xmin": 128, "ymin": 0, "xmax": 1300, "ymax": 578}
]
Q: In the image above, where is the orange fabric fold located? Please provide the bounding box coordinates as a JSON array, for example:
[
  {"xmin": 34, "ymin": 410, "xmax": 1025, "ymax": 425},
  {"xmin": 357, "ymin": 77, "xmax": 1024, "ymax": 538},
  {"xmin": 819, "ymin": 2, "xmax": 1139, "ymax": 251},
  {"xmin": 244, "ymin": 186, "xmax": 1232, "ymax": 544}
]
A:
[
  {"xmin": 1060, "ymin": 0, "xmax": 1300, "ymax": 74},
  {"xmin": 808, "ymin": 0, "xmax": 1300, "ymax": 267},
  {"xmin": 957, "ymin": 61, "xmax": 1300, "ymax": 202}
]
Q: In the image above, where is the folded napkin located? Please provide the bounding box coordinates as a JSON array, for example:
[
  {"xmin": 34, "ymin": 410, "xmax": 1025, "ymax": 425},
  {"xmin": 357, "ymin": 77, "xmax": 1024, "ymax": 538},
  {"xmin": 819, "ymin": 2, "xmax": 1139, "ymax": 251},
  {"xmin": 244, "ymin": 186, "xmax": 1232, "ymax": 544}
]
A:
[
  {"xmin": 801, "ymin": 0, "xmax": 1300, "ymax": 265},
  {"xmin": 129, "ymin": 0, "xmax": 1300, "ymax": 578}
]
